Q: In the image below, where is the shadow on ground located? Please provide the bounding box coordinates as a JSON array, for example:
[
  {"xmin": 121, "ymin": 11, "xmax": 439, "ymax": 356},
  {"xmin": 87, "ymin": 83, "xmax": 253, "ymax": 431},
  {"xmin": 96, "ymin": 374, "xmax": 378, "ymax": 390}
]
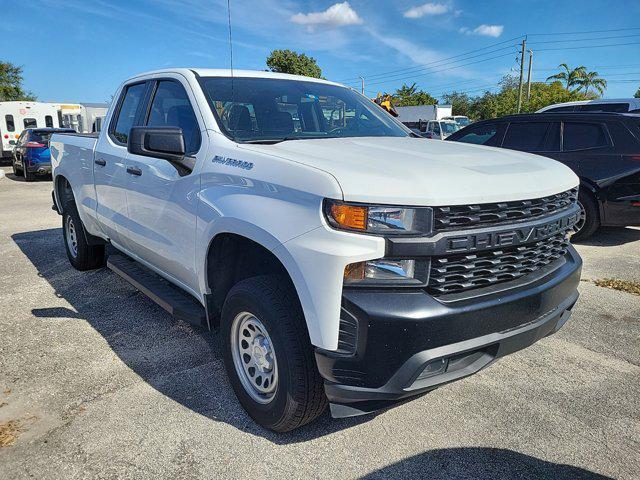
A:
[
  {"xmin": 576, "ymin": 226, "xmax": 640, "ymax": 247},
  {"xmin": 2, "ymin": 171, "xmax": 52, "ymax": 182},
  {"xmin": 361, "ymin": 448, "xmax": 612, "ymax": 480},
  {"xmin": 12, "ymin": 228, "xmax": 370, "ymax": 444}
]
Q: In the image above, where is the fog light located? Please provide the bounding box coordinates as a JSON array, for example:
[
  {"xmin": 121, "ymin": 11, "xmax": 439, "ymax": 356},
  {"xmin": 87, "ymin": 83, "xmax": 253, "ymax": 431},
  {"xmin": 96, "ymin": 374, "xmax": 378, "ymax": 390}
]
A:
[{"xmin": 417, "ymin": 358, "xmax": 448, "ymax": 380}]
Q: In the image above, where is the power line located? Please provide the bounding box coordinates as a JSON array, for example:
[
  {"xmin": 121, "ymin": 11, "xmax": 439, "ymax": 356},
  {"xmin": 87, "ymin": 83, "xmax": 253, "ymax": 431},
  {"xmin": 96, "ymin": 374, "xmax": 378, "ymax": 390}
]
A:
[
  {"xmin": 536, "ymin": 41, "xmax": 640, "ymax": 52},
  {"xmin": 338, "ymin": 35, "xmax": 525, "ymax": 82},
  {"xmin": 527, "ymin": 27, "xmax": 640, "ymax": 36},
  {"xmin": 528, "ymin": 33, "xmax": 640, "ymax": 44}
]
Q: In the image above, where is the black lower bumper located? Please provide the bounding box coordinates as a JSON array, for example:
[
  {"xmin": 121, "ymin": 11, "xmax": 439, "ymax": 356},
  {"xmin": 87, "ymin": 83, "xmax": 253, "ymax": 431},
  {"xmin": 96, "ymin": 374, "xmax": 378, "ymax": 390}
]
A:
[
  {"xmin": 27, "ymin": 164, "xmax": 51, "ymax": 174},
  {"xmin": 316, "ymin": 245, "xmax": 582, "ymax": 418}
]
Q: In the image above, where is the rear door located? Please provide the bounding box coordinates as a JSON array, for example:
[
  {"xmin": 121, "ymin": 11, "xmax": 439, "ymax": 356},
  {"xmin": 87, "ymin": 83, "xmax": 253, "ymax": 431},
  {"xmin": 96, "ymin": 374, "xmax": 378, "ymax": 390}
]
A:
[
  {"xmin": 118, "ymin": 76, "xmax": 205, "ymax": 292},
  {"xmin": 94, "ymin": 81, "xmax": 148, "ymax": 246}
]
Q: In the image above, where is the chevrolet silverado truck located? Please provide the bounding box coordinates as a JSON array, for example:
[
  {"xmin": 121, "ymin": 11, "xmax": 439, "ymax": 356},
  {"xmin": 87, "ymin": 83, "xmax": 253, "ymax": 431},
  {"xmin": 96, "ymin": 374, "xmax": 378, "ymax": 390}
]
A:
[{"xmin": 50, "ymin": 69, "xmax": 582, "ymax": 432}]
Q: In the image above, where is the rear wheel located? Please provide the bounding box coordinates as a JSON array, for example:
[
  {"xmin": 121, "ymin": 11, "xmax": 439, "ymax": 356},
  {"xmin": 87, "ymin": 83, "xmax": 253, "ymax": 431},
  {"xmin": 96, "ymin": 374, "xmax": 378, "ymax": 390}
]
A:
[
  {"xmin": 571, "ymin": 190, "xmax": 600, "ymax": 241},
  {"xmin": 62, "ymin": 201, "xmax": 105, "ymax": 270},
  {"xmin": 221, "ymin": 275, "xmax": 327, "ymax": 432},
  {"xmin": 23, "ymin": 163, "xmax": 35, "ymax": 182}
]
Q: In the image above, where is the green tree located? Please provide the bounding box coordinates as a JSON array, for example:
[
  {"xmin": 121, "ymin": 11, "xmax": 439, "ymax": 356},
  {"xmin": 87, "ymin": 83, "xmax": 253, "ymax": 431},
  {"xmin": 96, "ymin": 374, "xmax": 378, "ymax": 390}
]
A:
[
  {"xmin": 575, "ymin": 70, "xmax": 607, "ymax": 96},
  {"xmin": 0, "ymin": 61, "xmax": 36, "ymax": 101},
  {"xmin": 393, "ymin": 83, "xmax": 438, "ymax": 106},
  {"xmin": 635, "ymin": 87, "xmax": 640, "ymax": 99},
  {"xmin": 546, "ymin": 63, "xmax": 586, "ymax": 90},
  {"xmin": 266, "ymin": 50, "xmax": 322, "ymax": 78},
  {"xmin": 441, "ymin": 91, "xmax": 473, "ymax": 117}
]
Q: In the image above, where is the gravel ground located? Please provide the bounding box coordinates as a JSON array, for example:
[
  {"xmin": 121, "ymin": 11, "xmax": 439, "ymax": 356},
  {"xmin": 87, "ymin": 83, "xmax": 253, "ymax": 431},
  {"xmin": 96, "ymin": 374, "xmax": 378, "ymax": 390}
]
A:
[{"xmin": 0, "ymin": 166, "xmax": 638, "ymax": 479}]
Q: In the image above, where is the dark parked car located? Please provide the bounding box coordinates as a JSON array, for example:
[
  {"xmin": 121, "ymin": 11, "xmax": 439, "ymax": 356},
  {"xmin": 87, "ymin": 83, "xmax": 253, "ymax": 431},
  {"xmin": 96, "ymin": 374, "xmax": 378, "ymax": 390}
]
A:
[
  {"xmin": 12, "ymin": 128, "xmax": 75, "ymax": 181},
  {"xmin": 446, "ymin": 113, "xmax": 640, "ymax": 240}
]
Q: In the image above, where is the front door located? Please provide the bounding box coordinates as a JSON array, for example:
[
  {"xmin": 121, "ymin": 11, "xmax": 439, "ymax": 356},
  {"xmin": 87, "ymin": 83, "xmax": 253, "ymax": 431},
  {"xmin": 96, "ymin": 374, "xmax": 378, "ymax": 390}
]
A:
[
  {"xmin": 93, "ymin": 81, "xmax": 148, "ymax": 247},
  {"xmin": 119, "ymin": 78, "xmax": 204, "ymax": 293}
]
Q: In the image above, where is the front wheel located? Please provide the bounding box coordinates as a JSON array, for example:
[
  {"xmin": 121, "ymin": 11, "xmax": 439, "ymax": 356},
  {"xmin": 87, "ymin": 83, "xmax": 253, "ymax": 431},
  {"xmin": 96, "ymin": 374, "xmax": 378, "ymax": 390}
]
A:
[
  {"xmin": 62, "ymin": 202, "xmax": 105, "ymax": 271},
  {"xmin": 571, "ymin": 191, "xmax": 600, "ymax": 242},
  {"xmin": 12, "ymin": 159, "xmax": 22, "ymax": 176},
  {"xmin": 23, "ymin": 164, "xmax": 35, "ymax": 182},
  {"xmin": 221, "ymin": 275, "xmax": 327, "ymax": 432}
]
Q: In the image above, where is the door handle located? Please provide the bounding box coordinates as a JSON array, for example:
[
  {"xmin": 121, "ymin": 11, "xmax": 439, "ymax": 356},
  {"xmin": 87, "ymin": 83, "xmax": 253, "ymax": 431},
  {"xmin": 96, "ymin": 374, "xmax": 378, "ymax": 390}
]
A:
[
  {"xmin": 94, "ymin": 158, "xmax": 106, "ymax": 166},
  {"xmin": 126, "ymin": 166, "xmax": 142, "ymax": 176}
]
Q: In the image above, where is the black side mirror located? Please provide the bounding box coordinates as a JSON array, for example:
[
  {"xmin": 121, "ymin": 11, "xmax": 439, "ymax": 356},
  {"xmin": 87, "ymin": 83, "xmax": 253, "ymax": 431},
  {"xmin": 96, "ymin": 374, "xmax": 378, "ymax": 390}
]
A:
[{"xmin": 128, "ymin": 126, "xmax": 185, "ymax": 160}]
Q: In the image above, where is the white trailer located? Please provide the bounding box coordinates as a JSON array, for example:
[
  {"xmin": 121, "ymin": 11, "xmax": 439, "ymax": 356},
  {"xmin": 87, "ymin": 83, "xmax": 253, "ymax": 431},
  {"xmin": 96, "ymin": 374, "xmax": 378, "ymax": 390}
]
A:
[
  {"xmin": 47, "ymin": 103, "xmax": 109, "ymax": 133},
  {"xmin": 0, "ymin": 101, "xmax": 60, "ymax": 159},
  {"xmin": 396, "ymin": 104, "xmax": 453, "ymax": 123}
]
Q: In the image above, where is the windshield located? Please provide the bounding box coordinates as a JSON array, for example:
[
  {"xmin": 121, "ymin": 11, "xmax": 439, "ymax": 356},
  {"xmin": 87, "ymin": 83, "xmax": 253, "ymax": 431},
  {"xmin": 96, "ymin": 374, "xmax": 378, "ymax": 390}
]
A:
[
  {"xmin": 441, "ymin": 122, "xmax": 459, "ymax": 134},
  {"xmin": 199, "ymin": 77, "xmax": 410, "ymax": 142},
  {"xmin": 456, "ymin": 117, "xmax": 470, "ymax": 127}
]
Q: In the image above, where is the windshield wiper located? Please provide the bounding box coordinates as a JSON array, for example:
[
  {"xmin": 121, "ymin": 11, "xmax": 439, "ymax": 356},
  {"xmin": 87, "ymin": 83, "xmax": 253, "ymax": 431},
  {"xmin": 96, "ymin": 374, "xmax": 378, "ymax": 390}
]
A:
[{"xmin": 241, "ymin": 136, "xmax": 330, "ymax": 145}]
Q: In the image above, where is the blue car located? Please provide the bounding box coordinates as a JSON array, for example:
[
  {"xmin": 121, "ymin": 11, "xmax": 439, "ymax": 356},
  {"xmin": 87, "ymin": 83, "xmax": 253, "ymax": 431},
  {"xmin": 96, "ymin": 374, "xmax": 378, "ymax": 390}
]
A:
[{"xmin": 12, "ymin": 128, "xmax": 75, "ymax": 181}]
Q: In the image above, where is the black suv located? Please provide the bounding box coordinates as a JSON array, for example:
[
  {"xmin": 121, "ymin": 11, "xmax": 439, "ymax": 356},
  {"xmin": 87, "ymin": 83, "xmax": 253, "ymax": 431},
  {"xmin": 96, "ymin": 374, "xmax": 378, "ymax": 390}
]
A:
[{"xmin": 446, "ymin": 113, "xmax": 640, "ymax": 240}]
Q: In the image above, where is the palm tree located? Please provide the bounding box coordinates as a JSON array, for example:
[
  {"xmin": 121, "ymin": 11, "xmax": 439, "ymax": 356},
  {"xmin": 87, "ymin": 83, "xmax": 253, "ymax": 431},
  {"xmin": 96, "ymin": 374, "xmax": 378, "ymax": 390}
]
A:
[
  {"xmin": 575, "ymin": 71, "xmax": 607, "ymax": 96},
  {"xmin": 546, "ymin": 64, "xmax": 586, "ymax": 90}
]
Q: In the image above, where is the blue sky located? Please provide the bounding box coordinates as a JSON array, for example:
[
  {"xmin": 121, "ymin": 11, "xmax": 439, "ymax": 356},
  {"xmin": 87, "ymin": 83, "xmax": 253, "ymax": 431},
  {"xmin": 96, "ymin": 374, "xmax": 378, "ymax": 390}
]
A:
[{"xmin": 3, "ymin": 0, "xmax": 639, "ymax": 103}]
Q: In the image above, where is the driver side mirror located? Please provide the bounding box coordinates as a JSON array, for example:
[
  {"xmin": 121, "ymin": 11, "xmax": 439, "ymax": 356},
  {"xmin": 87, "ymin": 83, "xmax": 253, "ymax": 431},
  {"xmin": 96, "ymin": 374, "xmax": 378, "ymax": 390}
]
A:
[{"xmin": 128, "ymin": 126, "xmax": 195, "ymax": 175}]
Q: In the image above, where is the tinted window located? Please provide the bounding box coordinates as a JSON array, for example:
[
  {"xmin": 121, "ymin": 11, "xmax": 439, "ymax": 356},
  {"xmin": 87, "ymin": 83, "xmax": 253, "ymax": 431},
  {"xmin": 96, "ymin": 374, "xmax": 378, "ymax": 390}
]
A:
[
  {"xmin": 112, "ymin": 82, "xmax": 146, "ymax": 144},
  {"xmin": 563, "ymin": 122, "xmax": 609, "ymax": 151},
  {"xmin": 45, "ymin": 115, "xmax": 54, "ymax": 128},
  {"xmin": 578, "ymin": 103, "xmax": 628, "ymax": 113},
  {"xmin": 452, "ymin": 123, "xmax": 499, "ymax": 145},
  {"xmin": 147, "ymin": 80, "xmax": 201, "ymax": 154},
  {"xmin": 199, "ymin": 77, "xmax": 409, "ymax": 142},
  {"xmin": 545, "ymin": 123, "xmax": 561, "ymax": 151},
  {"xmin": 502, "ymin": 122, "xmax": 551, "ymax": 151},
  {"xmin": 23, "ymin": 118, "xmax": 37, "ymax": 128},
  {"xmin": 5, "ymin": 115, "xmax": 15, "ymax": 132},
  {"xmin": 545, "ymin": 106, "xmax": 577, "ymax": 113}
]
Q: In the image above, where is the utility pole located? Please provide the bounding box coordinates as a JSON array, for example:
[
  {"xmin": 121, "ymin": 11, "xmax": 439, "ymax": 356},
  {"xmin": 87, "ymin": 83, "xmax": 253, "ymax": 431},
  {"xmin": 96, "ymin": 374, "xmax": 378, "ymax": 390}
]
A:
[
  {"xmin": 526, "ymin": 49, "xmax": 533, "ymax": 102},
  {"xmin": 516, "ymin": 38, "xmax": 526, "ymax": 113},
  {"xmin": 359, "ymin": 76, "xmax": 365, "ymax": 95}
]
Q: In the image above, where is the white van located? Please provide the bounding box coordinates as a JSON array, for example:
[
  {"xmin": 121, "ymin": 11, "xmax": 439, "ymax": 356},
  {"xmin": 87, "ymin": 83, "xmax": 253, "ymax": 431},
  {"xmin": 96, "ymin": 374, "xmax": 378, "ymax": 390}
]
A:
[{"xmin": 0, "ymin": 102, "xmax": 60, "ymax": 159}]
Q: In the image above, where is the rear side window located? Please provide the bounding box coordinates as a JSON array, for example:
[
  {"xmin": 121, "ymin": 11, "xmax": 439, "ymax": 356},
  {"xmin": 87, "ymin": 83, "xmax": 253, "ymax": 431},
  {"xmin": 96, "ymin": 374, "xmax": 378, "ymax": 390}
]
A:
[
  {"xmin": 545, "ymin": 106, "xmax": 576, "ymax": 113},
  {"xmin": 45, "ymin": 115, "xmax": 54, "ymax": 128},
  {"xmin": 24, "ymin": 118, "xmax": 37, "ymax": 128},
  {"xmin": 562, "ymin": 122, "xmax": 609, "ymax": 151},
  {"xmin": 146, "ymin": 80, "xmax": 201, "ymax": 154},
  {"xmin": 5, "ymin": 115, "xmax": 15, "ymax": 132},
  {"xmin": 111, "ymin": 82, "xmax": 146, "ymax": 144},
  {"xmin": 453, "ymin": 123, "xmax": 499, "ymax": 145},
  {"xmin": 578, "ymin": 103, "xmax": 628, "ymax": 113},
  {"xmin": 502, "ymin": 122, "xmax": 551, "ymax": 152}
]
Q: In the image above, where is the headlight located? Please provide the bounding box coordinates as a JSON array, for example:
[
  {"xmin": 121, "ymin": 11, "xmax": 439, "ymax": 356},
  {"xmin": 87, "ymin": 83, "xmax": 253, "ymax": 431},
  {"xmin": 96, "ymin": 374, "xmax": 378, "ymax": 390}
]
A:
[
  {"xmin": 344, "ymin": 258, "xmax": 430, "ymax": 286},
  {"xmin": 324, "ymin": 199, "xmax": 432, "ymax": 236}
]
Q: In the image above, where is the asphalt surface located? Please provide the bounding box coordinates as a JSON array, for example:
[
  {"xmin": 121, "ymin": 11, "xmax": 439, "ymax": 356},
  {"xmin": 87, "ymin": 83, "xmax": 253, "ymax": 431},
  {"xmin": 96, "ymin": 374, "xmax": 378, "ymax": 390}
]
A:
[{"xmin": 0, "ymin": 165, "xmax": 638, "ymax": 479}]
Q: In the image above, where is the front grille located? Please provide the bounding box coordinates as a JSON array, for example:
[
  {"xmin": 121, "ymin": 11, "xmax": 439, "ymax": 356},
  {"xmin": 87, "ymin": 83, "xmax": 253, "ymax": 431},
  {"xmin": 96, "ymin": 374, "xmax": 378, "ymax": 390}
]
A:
[
  {"xmin": 427, "ymin": 232, "xmax": 570, "ymax": 296},
  {"xmin": 433, "ymin": 188, "xmax": 578, "ymax": 232}
]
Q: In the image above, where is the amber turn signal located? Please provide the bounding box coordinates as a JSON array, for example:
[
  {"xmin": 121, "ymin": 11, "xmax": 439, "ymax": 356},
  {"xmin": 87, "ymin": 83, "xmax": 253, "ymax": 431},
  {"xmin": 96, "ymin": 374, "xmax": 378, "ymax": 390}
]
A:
[
  {"xmin": 329, "ymin": 203, "xmax": 368, "ymax": 231},
  {"xmin": 344, "ymin": 262, "xmax": 366, "ymax": 281}
]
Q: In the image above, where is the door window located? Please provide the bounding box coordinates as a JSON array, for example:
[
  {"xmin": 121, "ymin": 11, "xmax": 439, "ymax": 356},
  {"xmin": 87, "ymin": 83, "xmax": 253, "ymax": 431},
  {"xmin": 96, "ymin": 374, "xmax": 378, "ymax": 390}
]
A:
[
  {"xmin": 562, "ymin": 122, "xmax": 609, "ymax": 151},
  {"xmin": 23, "ymin": 118, "xmax": 37, "ymax": 128},
  {"xmin": 45, "ymin": 115, "xmax": 54, "ymax": 128},
  {"xmin": 111, "ymin": 82, "xmax": 146, "ymax": 144},
  {"xmin": 146, "ymin": 80, "xmax": 201, "ymax": 154},
  {"xmin": 453, "ymin": 123, "xmax": 499, "ymax": 145},
  {"xmin": 502, "ymin": 122, "xmax": 551, "ymax": 151},
  {"xmin": 5, "ymin": 115, "xmax": 15, "ymax": 132}
]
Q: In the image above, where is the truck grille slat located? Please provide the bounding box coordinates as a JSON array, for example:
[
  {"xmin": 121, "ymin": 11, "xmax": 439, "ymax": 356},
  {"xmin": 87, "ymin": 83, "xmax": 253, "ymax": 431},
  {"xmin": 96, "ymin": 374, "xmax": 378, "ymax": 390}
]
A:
[
  {"xmin": 427, "ymin": 233, "xmax": 570, "ymax": 296},
  {"xmin": 433, "ymin": 188, "xmax": 578, "ymax": 231}
]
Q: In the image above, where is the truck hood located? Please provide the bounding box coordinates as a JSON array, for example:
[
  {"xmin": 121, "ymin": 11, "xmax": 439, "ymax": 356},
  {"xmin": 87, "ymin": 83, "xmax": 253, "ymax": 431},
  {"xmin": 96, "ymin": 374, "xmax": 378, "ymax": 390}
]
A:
[{"xmin": 240, "ymin": 137, "xmax": 579, "ymax": 206}]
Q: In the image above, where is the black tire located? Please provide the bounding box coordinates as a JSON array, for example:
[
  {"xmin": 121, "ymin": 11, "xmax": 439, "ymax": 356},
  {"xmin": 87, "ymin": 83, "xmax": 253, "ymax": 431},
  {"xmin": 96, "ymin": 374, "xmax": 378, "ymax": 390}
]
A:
[
  {"xmin": 62, "ymin": 201, "xmax": 105, "ymax": 271},
  {"xmin": 221, "ymin": 275, "xmax": 327, "ymax": 432},
  {"xmin": 23, "ymin": 164, "xmax": 35, "ymax": 182},
  {"xmin": 572, "ymin": 190, "xmax": 600, "ymax": 242},
  {"xmin": 12, "ymin": 159, "xmax": 22, "ymax": 176}
]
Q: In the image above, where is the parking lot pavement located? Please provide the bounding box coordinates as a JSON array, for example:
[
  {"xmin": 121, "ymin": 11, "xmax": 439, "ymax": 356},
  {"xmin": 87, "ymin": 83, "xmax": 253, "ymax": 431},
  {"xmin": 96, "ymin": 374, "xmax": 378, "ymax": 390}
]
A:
[{"xmin": 0, "ymin": 165, "xmax": 638, "ymax": 479}]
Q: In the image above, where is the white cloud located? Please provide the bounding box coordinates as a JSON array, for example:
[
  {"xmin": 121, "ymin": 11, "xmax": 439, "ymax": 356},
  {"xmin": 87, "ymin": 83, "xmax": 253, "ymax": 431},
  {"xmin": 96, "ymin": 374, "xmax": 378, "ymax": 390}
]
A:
[
  {"xmin": 291, "ymin": 2, "xmax": 363, "ymax": 30},
  {"xmin": 403, "ymin": 3, "xmax": 450, "ymax": 19},
  {"xmin": 460, "ymin": 24, "xmax": 504, "ymax": 37}
]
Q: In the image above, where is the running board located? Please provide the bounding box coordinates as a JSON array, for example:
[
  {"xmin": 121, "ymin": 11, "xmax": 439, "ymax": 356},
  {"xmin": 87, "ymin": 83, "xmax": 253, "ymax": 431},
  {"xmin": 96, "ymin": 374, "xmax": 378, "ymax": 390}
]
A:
[{"xmin": 107, "ymin": 254, "xmax": 206, "ymax": 327}]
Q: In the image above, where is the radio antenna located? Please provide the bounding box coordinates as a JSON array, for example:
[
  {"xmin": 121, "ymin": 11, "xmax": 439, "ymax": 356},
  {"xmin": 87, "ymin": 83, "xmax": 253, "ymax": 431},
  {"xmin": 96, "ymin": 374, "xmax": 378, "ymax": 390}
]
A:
[{"xmin": 226, "ymin": 0, "xmax": 234, "ymax": 75}]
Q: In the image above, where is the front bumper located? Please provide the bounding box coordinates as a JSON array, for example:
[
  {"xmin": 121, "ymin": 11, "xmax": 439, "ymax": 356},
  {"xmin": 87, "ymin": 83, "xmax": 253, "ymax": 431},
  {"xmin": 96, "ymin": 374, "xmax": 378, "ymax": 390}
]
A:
[{"xmin": 316, "ymin": 245, "xmax": 582, "ymax": 418}]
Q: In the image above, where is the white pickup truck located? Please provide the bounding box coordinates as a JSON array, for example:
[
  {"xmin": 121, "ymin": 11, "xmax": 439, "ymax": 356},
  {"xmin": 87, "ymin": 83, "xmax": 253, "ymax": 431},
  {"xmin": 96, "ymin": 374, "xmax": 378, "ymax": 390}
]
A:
[{"xmin": 50, "ymin": 69, "xmax": 582, "ymax": 432}]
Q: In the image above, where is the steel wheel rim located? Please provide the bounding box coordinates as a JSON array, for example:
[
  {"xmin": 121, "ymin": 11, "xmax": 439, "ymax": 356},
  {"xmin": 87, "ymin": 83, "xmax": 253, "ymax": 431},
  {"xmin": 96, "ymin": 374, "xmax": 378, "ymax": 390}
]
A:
[
  {"xmin": 65, "ymin": 216, "xmax": 79, "ymax": 258},
  {"xmin": 230, "ymin": 311, "xmax": 278, "ymax": 404},
  {"xmin": 573, "ymin": 200, "xmax": 586, "ymax": 234}
]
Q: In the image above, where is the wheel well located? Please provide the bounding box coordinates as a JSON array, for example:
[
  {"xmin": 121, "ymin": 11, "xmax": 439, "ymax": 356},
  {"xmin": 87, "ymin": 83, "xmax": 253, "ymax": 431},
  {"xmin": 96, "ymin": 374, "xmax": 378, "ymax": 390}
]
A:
[
  {"xmin": 55, "ymin": 175, "xmax": 73, "ymax": 213},
  {"xmin": 205, "ymin": 233, "xmax": 292, "ymax": 328}
]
